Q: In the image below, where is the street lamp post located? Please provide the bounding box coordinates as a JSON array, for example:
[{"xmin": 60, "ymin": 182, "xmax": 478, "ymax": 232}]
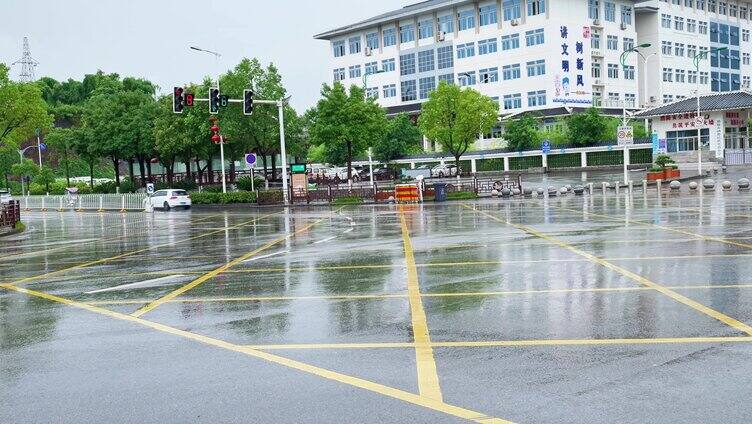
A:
[
  {"xmin": 362, "ymin": 69, "xmax": 385, "ymax": 93},
  {"xmin": 17, "ymin": 144, "xmax": 43, "ymax": 196},
  {"xmin": 190, "ymin": 46, "xmax": 228, "ymax": 193},
  {"xmin": 692, "ymin": 46, "xmax": 728, "ymax": 175},
  {"xmin": 619, "ymin": 43, "xmax": 651, "ymax": 185}
]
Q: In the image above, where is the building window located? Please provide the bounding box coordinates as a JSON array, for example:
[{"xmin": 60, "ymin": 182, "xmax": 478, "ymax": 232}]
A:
[
  {"xmin": 383, "ymin": 84, "xmax": 397, "ymax": 98},
  {"xmin": 528, "ymin": 0, "xmax": 545, "ymax": 16},
  {"xmin": 675, "ymin": 69, "xmax": 686, "ymax": 83},
  {"xmin": 457, "ymin": 42, "xmax": 475, "ymax": 59},
  {"xmin": 741, "ymin": 6, "xmax": 748, "ymax": 20},
  {"xmin": 366, "ymin": 33, "xmax": 379, "ymax": 50},
  {"xmin": 349, "ymin": 65, "xmax": 361, "ymax": 79},
  {"xmin": 502, "ymin": 34, "xmax": 520, "ymax": 50},
  {"xmin": 709, "ymin": 0, "xmax": 717, "ymax": 13},
  {"xmin": 661, "ymin": 14, "xmax": 671, "ymax": 29},
  {"xmin": 503, "ymin": 0, "xmax": 522, "ymax": 21},
  {"xmin": 699, "ymin": 21, "xmax": 708, "ymax": 35},
  {"xmin": 479, "ymin": 67, "xmax": 499, "ymax": 83},
  {"xmin": 623, "ymin": 38, "xmax": 634, "ymax": 51},
  {"xmin": 503, "ymin": 93, "xmax": 522, "ymax": 109},
  {"xmin": 437, "ymin": 46, "xmax": 454, "ymax": 69},
  {"xmin": 479, "ymin": 5, "xmax": 498, "ymax": 26},
  {"xmin": 589, "ymin": 0, "xmax": 599, "ymax": 20},
  {"xmin": 525, "ymin": 28, "xmax": 545, "ymax": 46},
  {"xmin": 605, "ymin": 2, "xmax": 616, "ymax": 21},
  {"xmin": 688, "ymin": 70, "xmax": 698, "ymax": 84},
  {"xmin": 662, "ymin": 94, "xmax": 674, "ymax": 104},
  {"xmin": 333, "ymin": 68, "xmax": 345, "ymax": 82},
  {"xmin": 687, "ymin": 19, "xmax": 696, "ymax": 33},
  {"xmin": 364, "ymin": 62, "xmax": 378, "ymax": 75},
  {"xmin": 418, "ymin": 20, "xmax": 434, "ymax": 39},
  {"xmin": 625, "ymin": 93, "xmax": 636, "ymax": 107},
  {"xmin": 730, "ymin": 26, "xmax": 740, "ymax": 46},
  {"xmin": 719, "ymin": 1, "xmax": 727, "ymax": 14},
  {"xmin": 743, "ymin": 76, "xmax": 751, "ymax": 89},
  {"xmin": 743, "ymin": 53, "xmax": 750, "ymax": 66},
  {"xmin": 459, "ymin": 71, "xmax": 477, "ymax": 86},
  {"xmin": 401, "ymin": 80, "xmax": 417, "ymax": 101},
  {"xmin": 438, "ymin": 74, "xmax": 454, "ymax": 85},
  {"xmin": 687, "ymin": 45, "xmax": 697, "ymax": 58},
  {"xmin": 607, "ymin": 35, "xmax": 618, "ymax": 50},
  {"xmin": 349, "ymin": 36, "xmax": 361, "ymax": 54},
  {"xmin": 592, "ymin": 63, "xmax": 601, "ymax": 78},
  {"xmin": 458, "ymin": 9, "xmax": 476, "ymax": 30},
  {"xmin": 591, "ymin": 33, "xmax": 601, "ymax": 49},
  {"xmin": 366, "ymin": 87, "xmax": 379, "ymax": 99},
  {"xmin": 662, "ymin": 68, "xmax": 673, "ymax": 82},
  {"xmin": 608, "ymin": 92, "xmax": 620, "ymax": 103},
  {"xmin": 333, "ymin": 41, "xmax": 345, "ymax": 57},
  {"xmin": 502, "ymin": 64, "xmax": 521, "ymax": 80},
  {"xmin": 674, "ymin": 17, "xmax": 684, "ymax": 31},
  {"xmin": 743, "ymin": 30, "xmax": 750, "ymax": 42},
  {"xmin": 400, "ymin": 24, "xmax": 415, "ymax": 43},
  {"xmin": 382, "ymin": 58, "xmax": 396, "ymax": 72},
  {"xmin": 400, "ymin": 53, "xmax": 415, "ymax": 75},
  {"xmin": 624, "ymin": 65, "xmax": 635, "ymax": 80},
  {"xmin": 621, "ymin": 5, "xmax": 632, "ymax": 25},
  {"xmin": 418, "ymin": 50, "xmax": 435, "ymax": 73},
  {"xmin": 607, "ymin": 63, "xmax": 619, "ymax": 78},
  {"xmin": 527, "ymin": 90, "xmax": 547, "ymax": 107},
  {"xmin": 478, "ymin": 38, "xmax": 498, "ymax": 55},
  {"xmin": 526, "ymin": 59, "xmax": 546, "ymax": 76},
  {"xmin": 730, "ymin": 3, "xmax": 737, "ymax": 17},
  {"xmin": 438, "ymin": 14, "xmax": 453, "ymax": 33},
  {"xmin": 383, "ymin": 28, "xmax": 397, "ymax": 47},
  {"xmin": 700, "ymin": 72, "xmax": 709, "ymax": 85},
  {"xmin": 419, "ymin": 76, "xmax": 436, "ymax": 99},
  {"xmin": 685, "ymin": 0, "xmax": 694, "ymax": 8},
  {"xmin": 697, "ymin": 0, "xmax": 706, "ymax": 10},
  {"xmin": 730, "ymin": 50, "xmax": 740, "ymax": 69},
  {"xmin": 674, "ymin": 43, "xmax": 685, "ymax": 56},
  {"xmin": 662, "ymin": 41, "xmax": 672, "ymax": 55}
]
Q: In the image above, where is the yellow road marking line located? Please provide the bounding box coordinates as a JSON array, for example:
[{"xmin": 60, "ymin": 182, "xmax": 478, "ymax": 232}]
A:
[
  {"xmin": 243, "ymin": 336, "xmax": 752, "ymax": 350},
  {"xmin": 0, "ymin": 283, "xmax": 509, "ymax": 423},
  {"xmin": 400, "ymin": 211, "xmax": 443, "ymax": 402},
  {"xmin": 559, "ymin": 206, "xmax": 752, "ymax": 250},
  {"xmin": 86, "ymin": 284, "xmax": 752, "ymax": 305},
  {"xmin": 467, "ymin": 204, "xmax": 752, "ymax": 336},
  {"xmin": 5, "ymin": 211, "xmax": 282, "ymax": 287},
  {"xmin": 130, "ymin": 216, "xmax": 329, "ymax": 318}
]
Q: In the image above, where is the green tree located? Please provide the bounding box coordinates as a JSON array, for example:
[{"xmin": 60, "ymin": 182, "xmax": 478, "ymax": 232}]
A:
[
  {"xmin": 372, "ymin": 113, "xmax": 422, "ymax": 162},
  {"xmin": 11, "ymin": 159, "xmax": 38, "ymax": 195},
  {"xmin": 310, "ymin": 83, "xmax": 387, "ymax": 181},
  {"xmin": 418, "ymin": 82, "xmax": 498, "ymax": 168},
  {"xmin": 0, "ymin": 146, "xmax": 16, "ymax": 188},
  {"xmin": 45, "ymin": 128, "xmax": 76, "ymax": 186},
  {"xmin": 566, "ymin": 107, "xmax": 610, "ymax": 146},
  {"xmin": 504, "ymin": 114, "xmax": 541, "ymax": 151},
  {"xmin": 35, "ymin": 166, "xmax": 56, "ymax": 193},
  {"xmin": 0, "ymin": 64, "xmax": 54, "ymax": 149}
]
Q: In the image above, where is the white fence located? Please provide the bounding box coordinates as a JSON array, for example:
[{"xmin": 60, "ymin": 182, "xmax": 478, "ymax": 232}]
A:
[{"xmin": 21, "ymin": 194, "xmax": 148, "ymax": 211}]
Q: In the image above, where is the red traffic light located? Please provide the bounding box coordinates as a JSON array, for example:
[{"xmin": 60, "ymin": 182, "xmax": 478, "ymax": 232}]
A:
[
  {"xmin": 211, "ymin": 125, "xmax": 220, "ymax": 133},
  {"xmin": 211, "ymin": 134, "xmax": 221, "ymax": 143},
  {"xmin": 185, "ymin": 93, "xmax": 194, "ymax": 106}
]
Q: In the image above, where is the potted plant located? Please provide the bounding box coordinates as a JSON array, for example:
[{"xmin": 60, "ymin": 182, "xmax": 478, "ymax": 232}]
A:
[
  {"xmin": 647, "ymin": 165, "xmax": 665, "ymax": 182},
  {"xmin": 651, "ymin": 154, "xmax": 681, "ymax": 180}
]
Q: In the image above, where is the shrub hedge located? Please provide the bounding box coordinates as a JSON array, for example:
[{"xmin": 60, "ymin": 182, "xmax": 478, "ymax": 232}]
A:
[{"xmin": 190, "ymin": 191, "xmax": 257, "ymax": 204}]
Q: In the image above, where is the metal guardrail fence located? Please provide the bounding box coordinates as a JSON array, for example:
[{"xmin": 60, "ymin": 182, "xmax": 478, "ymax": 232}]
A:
[{"xmin": 20, "ymin": 194, "xmax": 148, "ymax": 211}]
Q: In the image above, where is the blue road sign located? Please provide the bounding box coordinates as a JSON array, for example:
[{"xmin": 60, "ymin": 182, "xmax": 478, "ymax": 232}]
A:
[
  {"xmin": 39, "ymin": 143, "xmax": 47, "ymax": 151},
  {"xmin": 542, "ymin": 140, "xmax": 551, "ymax": 154},
  {"xmin": 245, "ymin": 153, "xmax": 257, "ymax": 166},
  {"xmin": 651, "ymin": 131, "xmax": 659, "ymax": 154}
]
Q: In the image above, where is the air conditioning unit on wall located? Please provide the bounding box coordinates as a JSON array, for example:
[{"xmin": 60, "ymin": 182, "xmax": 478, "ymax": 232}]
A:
[
  {"xmin": 620, "ymin": 23, "xmax": 628, "ymax": 30},
  {"xmin": 592, "ymin": 19, "xmax": 601, "ymax": 26},
  {"xmin": 365, "ymin": 47, "xmax": 372, "ymax": 56},
  {"xmin": 511, "ymin": 19, "xmax": 519, "ymax": 26},
  {"xmin": 437, "ymin": 31, "xmax": 446, "ymax": 41}
]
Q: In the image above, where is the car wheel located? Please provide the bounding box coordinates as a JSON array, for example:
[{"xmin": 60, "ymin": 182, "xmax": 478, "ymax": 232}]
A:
[
  {"xmin": 163, "ymin": 202, "xmax": 171, "ymax": 211},
  {"xmin": 184, "ymin": 206, "xmax": 191, "ymax": 210}
]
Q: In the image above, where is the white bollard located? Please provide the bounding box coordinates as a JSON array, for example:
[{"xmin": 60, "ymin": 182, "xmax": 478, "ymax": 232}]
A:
[
  {"xmin": 602, "ymin": 182, "xmax": 607, "ymax": 194},
  {"xmin": 615, "ymin": 182, "xmax": 620, "ymax": 195},
  {"xmin": 120, "ymin": 195, "xmax": 126, "ymax": 213},
  {"xmin": 588, "ymin": 182, "xmax": 593, "ymax": 194},
  {"xmin": 59, "ymin": 197, "xmax": 63, "ymax": 212},
  {"xmin": 41, "ymin": 197, "xmax": 46, "ymax": 212},
  {"xmin": 657, "ymin": 179, "xmax": 662, "ymax": 192},
  {"xmin": 98, "ymin": 196, "xmax": 104, "ymax": 212},
  {"xmin": 642, "ymin": 180, "xmax": 648, "ymax": 193}
]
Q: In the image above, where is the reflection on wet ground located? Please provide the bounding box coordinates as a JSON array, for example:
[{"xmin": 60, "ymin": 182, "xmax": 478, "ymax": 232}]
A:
[{"xmin": 4, "ymin": 190, "xmax": 752, "ymax": 423}]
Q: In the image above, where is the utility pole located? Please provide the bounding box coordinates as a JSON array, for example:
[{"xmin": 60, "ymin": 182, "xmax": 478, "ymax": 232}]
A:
[
  {"xmin": 693, "ymin": 47, "xmax": 728, "ymax": 175},
  {"xmin": 619, "ymin": 43, "xmax": 651, "ymax": 185}
]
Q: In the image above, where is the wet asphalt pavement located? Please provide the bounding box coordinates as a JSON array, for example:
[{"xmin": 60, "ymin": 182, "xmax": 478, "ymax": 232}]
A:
[{"xmin": 4, "ymin": 187, "xmax": 752, "ymax": 423}]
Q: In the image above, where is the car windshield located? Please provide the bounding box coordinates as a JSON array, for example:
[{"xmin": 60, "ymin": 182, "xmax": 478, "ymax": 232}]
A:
[{"xmin": 173, "ymin": 190, "xmax": 188, "ymax": 196}]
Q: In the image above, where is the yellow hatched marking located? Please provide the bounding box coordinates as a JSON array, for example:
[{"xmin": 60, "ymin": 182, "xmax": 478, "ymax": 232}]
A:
[
  {"xmin": 88, "ymin": 284, "xmax": 752, "ymax": 306},
  {"xmin": 131, "ymin": 215, "xmax": 331, "ymax": 318},
  {"xmin": 5, "ymin": 212, "xmax": 281, "ymax": 287},
  {"xmin": 0, "ymin": 283, "xmax": 511, "ymax": 424},
  {"xmin": 400, "ymin": 211, "xmax": 443, "ymax": 402},
  {"xmin": 467, "ymin": 204, "xmax": 752, "ymax": 336}
]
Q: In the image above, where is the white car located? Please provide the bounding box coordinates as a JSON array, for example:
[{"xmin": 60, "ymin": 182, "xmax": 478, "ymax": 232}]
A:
[
  {"xmin": 0, "ymin": 189, "xmax": 12, "ymax": 204},
  {"xmin": 431, "ymin": 164, "xmax": 459, "ymax": 178},
  {"xmin": 149, "ymin": 189, "xmax": 191, "ymax": 211}
]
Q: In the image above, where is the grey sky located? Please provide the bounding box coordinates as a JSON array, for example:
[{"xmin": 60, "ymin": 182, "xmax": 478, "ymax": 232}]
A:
[{"xmin": 0, "ymin": 0, "xmax": 407, "ymax": 112}]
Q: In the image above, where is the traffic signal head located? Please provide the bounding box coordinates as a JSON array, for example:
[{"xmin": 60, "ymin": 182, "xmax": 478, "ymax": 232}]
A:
[
  {"xmin": 209, "ymin": 88, "xmax": 220, "ymax": 114},
  {"xmin": 173, "ymin": 87, "xmax": 185, "ymax": 113},
  {"xmin": 243, "ymin": 89, "xmax": 254, "ymax": 115}
]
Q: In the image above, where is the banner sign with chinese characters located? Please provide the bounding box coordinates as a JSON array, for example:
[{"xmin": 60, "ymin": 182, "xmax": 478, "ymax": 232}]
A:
[
  {"xmin": 724, "ymin": 111, "xmax": 747, "ymax": 128},
  {"xmin": 659, "ymin": 113, "xmax": 714, "ymax": 129},
  {"xmin": 553, "ymin": 25, "xmax": 592, "ymax": 105}
]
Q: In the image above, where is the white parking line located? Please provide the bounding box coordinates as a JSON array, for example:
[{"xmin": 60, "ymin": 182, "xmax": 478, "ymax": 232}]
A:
[
  {"xmin": 313, "ymin": 236, "xmax": 337, "ymax": 244},
  {"xmin": 242, "ymin": 250, "xmax": 290, "ymax": 262},
  {"xmin": 85, "ymin": 275, "xmax": 187, "ymax": 294}
]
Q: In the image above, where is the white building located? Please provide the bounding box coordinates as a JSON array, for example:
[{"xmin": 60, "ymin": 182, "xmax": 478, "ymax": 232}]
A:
[{"xmin": 315, "ymin": 0, "xmax": 752, "ymax": 149}]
